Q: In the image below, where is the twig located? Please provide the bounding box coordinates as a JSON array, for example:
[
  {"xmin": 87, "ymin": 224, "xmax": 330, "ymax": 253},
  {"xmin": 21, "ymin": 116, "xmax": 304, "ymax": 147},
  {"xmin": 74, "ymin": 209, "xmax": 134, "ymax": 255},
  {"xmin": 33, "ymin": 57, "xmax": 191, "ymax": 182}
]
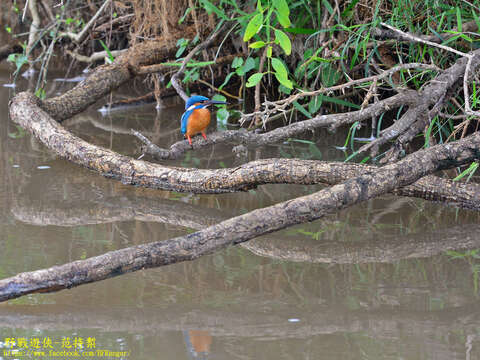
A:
[
  {"xmin": 171, "ymin": 25, "xmax": 225, "ymax": 101},
  {"xmin": 136, "ymin": 54, "xmax": 240, "ymax": 75},
  {"xmin": 94, "ymin": 14, "xmax": 134, "ymax": 32},
  {"xmin": 59, "ymin": 0, "xmax": 112, "ymax": 43},
  {"xmin": 196, "ymin": 79, "xmax": 241, "ymax": 100},
  {"xmin": 380, "ymin": 22, "xmax": 480, "ymax": 118},
  {"xmin": 134, "ymin": 91, "xmax": 418, "ymax": 160},
  {"xmin": 66, "ymin": 49, "xmax": 127, "ymax": 63},
  {"xmin": 241, "ymin": 63, "xmax": 439, "ymax": 123},
  {"xmin": 26, "ymin": 0, "xmax": 41, "ymax": 60}
]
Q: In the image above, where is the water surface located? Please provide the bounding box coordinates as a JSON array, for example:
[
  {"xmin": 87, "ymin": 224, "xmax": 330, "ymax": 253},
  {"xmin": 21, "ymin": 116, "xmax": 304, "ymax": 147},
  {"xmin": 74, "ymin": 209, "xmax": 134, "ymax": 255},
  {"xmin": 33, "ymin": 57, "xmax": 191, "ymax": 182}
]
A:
[{"xmin": 0, "ymin": 69, "xmax": 479, "ymax": 359}]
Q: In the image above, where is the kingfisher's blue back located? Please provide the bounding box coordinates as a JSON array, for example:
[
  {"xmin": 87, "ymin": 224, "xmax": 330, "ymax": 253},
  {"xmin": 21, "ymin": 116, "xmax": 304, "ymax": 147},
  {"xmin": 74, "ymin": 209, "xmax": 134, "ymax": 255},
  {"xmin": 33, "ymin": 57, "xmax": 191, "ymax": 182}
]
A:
[{"xmin": 181, "ymin": 96, "xmax": 210, "ymax": 135}]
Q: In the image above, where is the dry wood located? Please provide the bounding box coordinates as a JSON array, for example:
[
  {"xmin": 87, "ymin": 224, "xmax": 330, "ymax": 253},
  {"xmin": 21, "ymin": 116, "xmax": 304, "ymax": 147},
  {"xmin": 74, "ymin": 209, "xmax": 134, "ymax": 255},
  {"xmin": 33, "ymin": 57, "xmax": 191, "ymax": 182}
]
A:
[
  {"xmin": 1, "ymin": 129, "xmax": 480, "ymax": 301},
  {"xmin": 39, "ymin": 41, "xmax": 178, "ymax": 121},
  {"xmin": 357, "ymin": 47, "xmax": 480, "ymax": 158},
  {"xmin": 135, "ymin": 91, "xmax": 418, "ymax": 159},
  {"xmin": 10, "ymin": 92, "xmax": 480, "ymax": 209}
]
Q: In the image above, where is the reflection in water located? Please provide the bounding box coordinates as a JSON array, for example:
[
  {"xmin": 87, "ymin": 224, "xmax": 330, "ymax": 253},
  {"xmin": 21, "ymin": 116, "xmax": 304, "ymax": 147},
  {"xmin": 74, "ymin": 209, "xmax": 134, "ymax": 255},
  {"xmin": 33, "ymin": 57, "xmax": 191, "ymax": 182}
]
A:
[
  {"xmin": 1, "ymin": 70, "xmax": 480, "ymax": 359},
  {"xmin": 184, "ymin": 330, "xmax": 212, "ymax": 359}
]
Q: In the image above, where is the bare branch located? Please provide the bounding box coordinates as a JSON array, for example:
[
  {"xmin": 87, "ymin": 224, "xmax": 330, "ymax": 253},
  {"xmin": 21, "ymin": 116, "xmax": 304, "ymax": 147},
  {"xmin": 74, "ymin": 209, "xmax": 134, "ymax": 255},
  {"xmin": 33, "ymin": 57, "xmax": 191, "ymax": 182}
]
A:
[
  {"xmin": 59, "ymin": 0, "xmax": 112, "ymax": 44},
  {"xmin": 171, "ymin": 25, "xmax": 225, "ymax": 101},
  {"xmin": 241, "ymin": 63, "xmax": 439, "ymax": 123}
]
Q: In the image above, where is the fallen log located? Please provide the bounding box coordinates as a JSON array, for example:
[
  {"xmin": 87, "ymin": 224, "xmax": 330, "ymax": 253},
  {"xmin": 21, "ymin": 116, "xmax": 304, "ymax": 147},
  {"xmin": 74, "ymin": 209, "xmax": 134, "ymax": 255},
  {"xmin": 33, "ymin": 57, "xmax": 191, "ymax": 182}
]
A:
[
  {"xmin": 9, "ymin": 91, "xmax": 480, "ymax": 208},
  {"xmin": 0, "ymin": 129, "xmax": 479, "ymax": 301}
]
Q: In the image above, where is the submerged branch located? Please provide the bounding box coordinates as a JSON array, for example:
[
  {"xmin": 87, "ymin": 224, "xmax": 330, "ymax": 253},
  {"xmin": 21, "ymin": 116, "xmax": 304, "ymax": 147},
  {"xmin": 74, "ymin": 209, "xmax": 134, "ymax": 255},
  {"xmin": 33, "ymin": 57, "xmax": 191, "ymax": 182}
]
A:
[{"xmin": 1, "ymin": 131, "xmax": 480, "ymax": 301}]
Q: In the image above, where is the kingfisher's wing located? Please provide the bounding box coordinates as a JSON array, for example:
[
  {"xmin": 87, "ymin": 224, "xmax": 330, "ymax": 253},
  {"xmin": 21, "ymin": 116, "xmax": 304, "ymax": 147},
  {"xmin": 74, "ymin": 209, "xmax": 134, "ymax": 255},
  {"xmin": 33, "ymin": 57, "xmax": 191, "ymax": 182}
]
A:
[
  {"xmin": 181, "ymin": 104, "xmax": 206, "ymax": 134},
  {"xmin": 181, "ymin": 109, "xmax": 194, "ymax": 134}
]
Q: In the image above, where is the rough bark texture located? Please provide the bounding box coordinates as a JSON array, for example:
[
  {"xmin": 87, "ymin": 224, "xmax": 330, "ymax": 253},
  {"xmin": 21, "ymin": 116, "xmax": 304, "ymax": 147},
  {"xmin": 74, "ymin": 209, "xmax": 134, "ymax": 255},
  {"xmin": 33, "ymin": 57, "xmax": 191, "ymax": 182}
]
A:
[
  {"xmin": 0, "ymin": 130, "xmax": 479, "ymax": 301},
  {"xmin": 39, "ymin": 41, "xmax": 177, "ymax": 121},
  {"xmin": 138, "ymin": 92, "xmax": 418, "ymax": 160},
  {"xmin": 9, "ymin": 91, "xmax": 480, "ymax": 208}
]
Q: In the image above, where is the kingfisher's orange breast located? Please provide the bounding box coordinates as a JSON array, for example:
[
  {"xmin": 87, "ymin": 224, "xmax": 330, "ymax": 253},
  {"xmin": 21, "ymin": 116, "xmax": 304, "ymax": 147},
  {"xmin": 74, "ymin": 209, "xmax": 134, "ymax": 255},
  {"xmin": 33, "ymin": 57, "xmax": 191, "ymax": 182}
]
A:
[{"xmin": 186, "ymin": 108, "xmax": 211, "ymax": 136}]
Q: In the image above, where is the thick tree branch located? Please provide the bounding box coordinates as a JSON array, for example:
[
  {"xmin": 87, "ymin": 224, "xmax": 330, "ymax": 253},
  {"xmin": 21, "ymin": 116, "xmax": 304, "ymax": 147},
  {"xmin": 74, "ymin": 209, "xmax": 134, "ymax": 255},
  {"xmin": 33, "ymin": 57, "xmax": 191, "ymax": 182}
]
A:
[
  {"xmin": 10, "ymin": 91, "xmax": 480, "ymax": 208},
  {"xmin": 1, "ymin": 131, "xmax": 480, "ymax": 301}
]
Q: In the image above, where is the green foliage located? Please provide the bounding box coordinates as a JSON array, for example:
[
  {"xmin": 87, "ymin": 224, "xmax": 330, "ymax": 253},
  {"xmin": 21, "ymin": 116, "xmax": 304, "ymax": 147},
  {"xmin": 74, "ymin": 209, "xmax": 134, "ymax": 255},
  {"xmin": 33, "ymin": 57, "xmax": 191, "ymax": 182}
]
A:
[
  {"xmin": 453, "ymin": 162, "xmax": 479, "ymax": 182},
  {"xmin": 7, "ymin": 53, "xmax": 28, "ymax": 72},
  {"xmin": 175, "ymin": 38, "xmax": 189, "ymax": 58},
  {"xmin": 98, "ymin": 40, "xmax": 114, "ymax": 63},
  {"xmin": 240, "ymin": 0, "xmax": 294, "ymax": 90}
]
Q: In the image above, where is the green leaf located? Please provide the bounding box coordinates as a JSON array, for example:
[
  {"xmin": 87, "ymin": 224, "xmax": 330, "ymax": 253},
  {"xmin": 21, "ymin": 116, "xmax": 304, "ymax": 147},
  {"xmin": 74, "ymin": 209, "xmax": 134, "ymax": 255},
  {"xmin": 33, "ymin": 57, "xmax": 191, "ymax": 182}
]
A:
[
  {"xmin": 249, "ymin": 40, "xmax": 266, "ymax": 49},
  {"xmin": 272, "ymin": 0, "xmax": 290, "ymax": 18},
  {"xmin": 212, "ymin": 94, "xmax": 227, "ymax": 103},
  {"xmin": 267, "ymin": 45, "xmax": 273, "ymax": 57},
  {"xmin": 232, "ymin": 57, "xmax": 244, "ymax": 68},
  {"xmin": 274, "ymin": 70, "xmax": 293, "ymax": 89},
  {"xmin": 274, "ymin": 29, "xmax": 291, "ymax": 55},
  {"xmin": 456, "ymin": 6, "xmax": 462, "ymax": 32},
  {"xmin": 308, "ymin": 96, "xmax": 323, "ymax": 114},
  {"xmin": 99, "ymin": 40, "xmax": 114, "ymax": 62},
  {"xmin": 271, "ymin": 58, "xmax": 288, "ymax": 78},
  {"xmin": 278, "ymin": 84, "xmax": 292, "ymax": 94},
  {"xmin": 322, "ymin": 95, "xmax": 360, "ymax": 109},
  {"xmin": 473, "ymin": 9, "xmax": 480, "ymax": 31},
  {"xmin": 275, "ymin": 10, "xmax": 291, "ymax": 28},
  {"xmin": 199, "ymin": 0, "xmax": 227, "ymax": 19},
  {"xmin": 454, "ymin": 162, "xmax": 479, "ymax": 181},
  {"xmin": 284, "ymin": 27, "xmax": 316, "ymax": 35},
  {"xmin": 219, "ymin": 72, "xmax": 235, "ymax": 90},
  {"xmin": 246, "ymin": 72, "xmax": 264, "ymax": 87},
  {"xmin": 293, "ymin": 101, "xmax": 312, "ymax": 117},
  {"xmin": 257, "ymin": 0, "xmax": 263, "ymax": 12},
  {"xmin": 322, "ymin": 0, "xmax": 334, "ymax": 15},
  {"xmin": 243, "ymin": 12, "xmax": 264, "ymax": 42},
  {"xmin": 236, "ymin": 57, "xmax": 256, "ymax": 76}
]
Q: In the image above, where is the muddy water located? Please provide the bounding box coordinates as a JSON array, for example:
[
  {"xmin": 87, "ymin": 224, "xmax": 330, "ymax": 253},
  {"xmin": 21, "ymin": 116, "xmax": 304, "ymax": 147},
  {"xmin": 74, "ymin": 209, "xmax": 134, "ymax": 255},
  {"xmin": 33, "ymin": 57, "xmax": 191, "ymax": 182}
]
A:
[{"xmin": 1, "ymin": 69, "xmax": 480, "ymax": 360}]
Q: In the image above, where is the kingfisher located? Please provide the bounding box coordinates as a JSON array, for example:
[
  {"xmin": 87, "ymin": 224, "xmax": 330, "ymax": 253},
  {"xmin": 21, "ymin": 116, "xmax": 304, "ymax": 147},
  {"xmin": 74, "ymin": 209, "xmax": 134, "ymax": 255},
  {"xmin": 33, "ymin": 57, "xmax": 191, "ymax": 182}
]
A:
[{"xmin": 181, "ymin": 95, "xmax": 227, "ymax": 145}]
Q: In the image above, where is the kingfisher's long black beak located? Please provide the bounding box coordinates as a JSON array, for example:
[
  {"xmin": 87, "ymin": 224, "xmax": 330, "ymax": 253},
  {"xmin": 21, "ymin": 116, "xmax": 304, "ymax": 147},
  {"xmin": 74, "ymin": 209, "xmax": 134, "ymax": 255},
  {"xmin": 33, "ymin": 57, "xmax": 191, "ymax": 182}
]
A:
[{"xmin": 205, "ymin": 100, "xmax": 228, "ymax": 106}]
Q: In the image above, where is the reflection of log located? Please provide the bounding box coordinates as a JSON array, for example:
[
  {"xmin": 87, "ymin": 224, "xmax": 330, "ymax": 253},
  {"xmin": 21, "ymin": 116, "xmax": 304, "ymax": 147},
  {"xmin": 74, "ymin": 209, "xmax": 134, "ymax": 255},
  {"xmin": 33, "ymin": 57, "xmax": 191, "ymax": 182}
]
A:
[
  {"xmin": 1, "ymin": 126, "xmax": 480, "ymax": 301},
  {"xmin": 243, "ymin": 224, "xmax": 480, "ymax": 264},
  {"xmin": 0, "ymin": 302, "xmax": 479, "ymax": 343},
  {"xmin": 12, "ymin": 193, "xmax": 227, "ymax": 229}
]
